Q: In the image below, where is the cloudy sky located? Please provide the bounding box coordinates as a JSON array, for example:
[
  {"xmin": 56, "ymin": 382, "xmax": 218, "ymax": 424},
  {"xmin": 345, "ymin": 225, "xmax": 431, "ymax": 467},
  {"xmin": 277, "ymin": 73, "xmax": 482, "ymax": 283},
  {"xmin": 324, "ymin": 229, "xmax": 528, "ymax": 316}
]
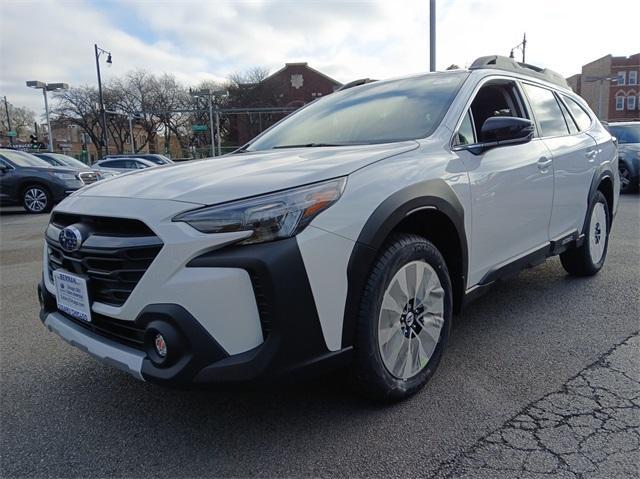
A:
[{"xmin": 1, "ymin": 0, "xmax": 638, "ymax": 117}]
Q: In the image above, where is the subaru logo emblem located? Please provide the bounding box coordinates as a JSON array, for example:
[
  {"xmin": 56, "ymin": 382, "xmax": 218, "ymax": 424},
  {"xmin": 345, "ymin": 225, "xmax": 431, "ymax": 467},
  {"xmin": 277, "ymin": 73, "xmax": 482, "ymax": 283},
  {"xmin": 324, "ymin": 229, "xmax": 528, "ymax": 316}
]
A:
[{"xmin": 59, "ymin": 226, "xmax": 83, "ymax": 252}]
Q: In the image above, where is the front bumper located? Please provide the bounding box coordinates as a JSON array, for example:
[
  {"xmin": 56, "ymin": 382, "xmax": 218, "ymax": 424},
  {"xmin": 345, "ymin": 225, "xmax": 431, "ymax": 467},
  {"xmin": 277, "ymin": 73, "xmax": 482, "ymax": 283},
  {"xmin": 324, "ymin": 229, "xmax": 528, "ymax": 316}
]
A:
[{"xmin": 38, "ymin": 236, "xmax": 352, "ymax": 386}]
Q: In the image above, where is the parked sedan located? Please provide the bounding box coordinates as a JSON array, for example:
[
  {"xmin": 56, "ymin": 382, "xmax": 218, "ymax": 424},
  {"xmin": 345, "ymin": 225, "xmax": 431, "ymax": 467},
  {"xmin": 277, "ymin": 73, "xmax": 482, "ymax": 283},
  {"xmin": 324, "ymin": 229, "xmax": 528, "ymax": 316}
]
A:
[
  {"xmin": 92, "ymin": 157, "xmax": 157, "ymax": 174},
  {"xmin": 34, "ymin": 152, "xmax": 102, "ymax": 185},
  {"xmin": 102, "ymin": 153, "xmax": 173, "ymax": 165},
  {"xmin": 608, "ymin": 121, "xmax": 640, "ymax": 193},
  {"xmin": 0, "ymin": 149, "xmax": 86, "ymax": 213}
]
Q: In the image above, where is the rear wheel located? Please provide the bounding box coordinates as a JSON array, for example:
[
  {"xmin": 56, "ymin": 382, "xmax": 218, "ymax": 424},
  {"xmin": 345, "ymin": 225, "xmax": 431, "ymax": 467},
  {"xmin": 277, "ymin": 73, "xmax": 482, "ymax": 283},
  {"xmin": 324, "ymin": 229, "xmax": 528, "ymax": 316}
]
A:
[
  {"xmin": 22, "ymin": 185, "xmax": 52, "ymax": 214},
  {"xmin": 560, "ymin": 190, "xmax": 610, "ymax": 276},
  {"xmin": 352, "ymin": 234, "xmax": 452, "ymax": 402}
]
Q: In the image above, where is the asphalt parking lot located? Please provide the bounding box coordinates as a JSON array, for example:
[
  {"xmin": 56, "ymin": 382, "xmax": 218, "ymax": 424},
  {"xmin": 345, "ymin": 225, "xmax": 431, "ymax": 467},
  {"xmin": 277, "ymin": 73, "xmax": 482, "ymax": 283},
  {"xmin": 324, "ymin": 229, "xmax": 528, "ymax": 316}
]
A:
[{"xmin": 1, "ymin": 196, "xmax": 638, "ymax": 478}]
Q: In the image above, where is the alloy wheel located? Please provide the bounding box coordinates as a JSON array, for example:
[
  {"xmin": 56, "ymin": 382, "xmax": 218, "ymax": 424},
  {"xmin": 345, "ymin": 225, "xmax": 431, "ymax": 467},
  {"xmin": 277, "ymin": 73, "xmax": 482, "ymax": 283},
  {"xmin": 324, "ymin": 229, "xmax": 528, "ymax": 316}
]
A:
[
  {"xmin": 378, "ymin": 260, "xmax": 445, "ymax": 380},
  {"xmin": 24, "ymin": 188, "xmax": 48, "ymax": 213}
]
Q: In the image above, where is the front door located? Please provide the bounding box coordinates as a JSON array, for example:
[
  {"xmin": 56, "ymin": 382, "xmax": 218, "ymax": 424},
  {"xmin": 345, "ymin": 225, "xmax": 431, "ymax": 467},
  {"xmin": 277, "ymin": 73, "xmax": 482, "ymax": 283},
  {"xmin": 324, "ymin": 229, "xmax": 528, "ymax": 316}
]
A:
[{"xmin": 452, "ymin": 79, "xmax": 555, "ymax": 286}]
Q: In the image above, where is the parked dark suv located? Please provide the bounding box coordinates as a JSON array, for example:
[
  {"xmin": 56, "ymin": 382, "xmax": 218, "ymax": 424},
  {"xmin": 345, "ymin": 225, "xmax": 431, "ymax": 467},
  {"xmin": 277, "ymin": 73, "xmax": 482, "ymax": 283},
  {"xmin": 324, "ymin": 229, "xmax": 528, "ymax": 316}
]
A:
[{"xmin": 0, "ymin": 149, "xmax": 85, "ymax": 213}]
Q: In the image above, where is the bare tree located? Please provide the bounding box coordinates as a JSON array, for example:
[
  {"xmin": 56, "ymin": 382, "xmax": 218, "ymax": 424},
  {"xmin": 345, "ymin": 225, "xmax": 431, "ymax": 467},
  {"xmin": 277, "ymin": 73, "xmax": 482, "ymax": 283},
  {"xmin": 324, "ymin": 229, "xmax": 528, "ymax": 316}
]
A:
[
  {"xmin": 1, "ymin": 101, "xmax": 36, "ymax": 139},
  {"xmin": 51, "ymin": 86, "xmax": 103, "ymax": 155}
]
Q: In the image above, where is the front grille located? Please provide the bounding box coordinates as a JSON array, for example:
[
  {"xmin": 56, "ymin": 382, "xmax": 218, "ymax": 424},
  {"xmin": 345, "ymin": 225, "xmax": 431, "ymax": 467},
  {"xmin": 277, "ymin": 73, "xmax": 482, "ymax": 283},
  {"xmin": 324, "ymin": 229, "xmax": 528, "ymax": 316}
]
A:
[
  {"xmin": 79, "ymin": 171, "xmax": 98, "ymax": 185},
  {"xmin": 61, "ymin": 310, "xmax": 145, "ymax": 349},
  {"xmin": 47, "ymin": 214, "xmax": 162, "ymax": 307}
]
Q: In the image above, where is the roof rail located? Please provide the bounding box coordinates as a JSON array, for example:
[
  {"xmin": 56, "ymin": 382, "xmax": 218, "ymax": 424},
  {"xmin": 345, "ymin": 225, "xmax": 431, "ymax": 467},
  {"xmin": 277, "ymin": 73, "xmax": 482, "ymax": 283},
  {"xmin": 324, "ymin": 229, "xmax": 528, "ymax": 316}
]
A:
[
  {"xmin": 338, "ymin": 78, "xmax": 377, "ymax": 91},
  {"xmin": 469, "ymin": 55, "xmax": 569, "ymax": 90}
]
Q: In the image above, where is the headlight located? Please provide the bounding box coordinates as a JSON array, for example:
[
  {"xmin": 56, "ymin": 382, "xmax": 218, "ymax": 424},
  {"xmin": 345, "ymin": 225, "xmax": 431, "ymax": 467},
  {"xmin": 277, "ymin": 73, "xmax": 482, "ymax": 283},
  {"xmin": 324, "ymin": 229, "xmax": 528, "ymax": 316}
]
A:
[
  {"xmin": 173, "ymin": 177, "xmax": 347, "ymax": 244},
  {"xmin": 50, "ymin": 172, "xmax": 78, "ymax": 181}
]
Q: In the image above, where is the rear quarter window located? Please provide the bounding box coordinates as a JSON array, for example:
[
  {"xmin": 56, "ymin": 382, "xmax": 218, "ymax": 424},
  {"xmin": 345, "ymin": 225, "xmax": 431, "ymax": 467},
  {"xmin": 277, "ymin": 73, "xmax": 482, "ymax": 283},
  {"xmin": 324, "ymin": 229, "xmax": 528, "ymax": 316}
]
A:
[{"xmin": 561, "ymin": 95, "xmax": 592, "ymax": 131}]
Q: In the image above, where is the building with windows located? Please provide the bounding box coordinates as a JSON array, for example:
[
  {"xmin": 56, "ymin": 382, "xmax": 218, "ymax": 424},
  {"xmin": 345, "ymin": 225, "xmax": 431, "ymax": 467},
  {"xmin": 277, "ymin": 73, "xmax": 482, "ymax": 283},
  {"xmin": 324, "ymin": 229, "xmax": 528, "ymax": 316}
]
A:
[
  {"xmin": 228, "ymin": 62, "xmax": 343, "ymax": 146},
  {"xmin": 566, "ymin": 53, "xmax": 639, "ymax": 122}
]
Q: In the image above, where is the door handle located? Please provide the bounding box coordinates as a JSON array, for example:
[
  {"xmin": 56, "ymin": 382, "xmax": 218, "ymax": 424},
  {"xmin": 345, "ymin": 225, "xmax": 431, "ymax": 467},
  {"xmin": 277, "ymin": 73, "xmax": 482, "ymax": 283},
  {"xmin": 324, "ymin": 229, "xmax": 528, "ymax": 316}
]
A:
[
  {"xmin": 537, "ymin": 157, "xmax": 552, "ymax": 170},
  {"xmin": 585, "ymin": 149, "xmax": 598, "ymax": 161}
]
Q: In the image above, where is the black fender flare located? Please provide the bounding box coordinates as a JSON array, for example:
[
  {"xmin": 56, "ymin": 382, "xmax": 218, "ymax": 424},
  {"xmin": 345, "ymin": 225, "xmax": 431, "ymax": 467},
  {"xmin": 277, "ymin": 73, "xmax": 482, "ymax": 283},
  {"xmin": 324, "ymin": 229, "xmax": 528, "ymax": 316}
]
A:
[
  {"xmin": 584, "ymin": 166, "xmax": 615, "ymax": 234},
  {"xmin": 341, "ymin": 178, "xmax": 468, "ymax": 348}
]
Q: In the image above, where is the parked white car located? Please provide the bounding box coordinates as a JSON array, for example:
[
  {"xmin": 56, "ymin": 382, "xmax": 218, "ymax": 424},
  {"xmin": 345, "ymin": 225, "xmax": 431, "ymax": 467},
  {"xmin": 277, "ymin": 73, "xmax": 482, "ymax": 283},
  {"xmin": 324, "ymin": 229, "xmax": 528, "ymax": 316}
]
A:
[
  {"xmin": 92, "ymin": 157, "xmax": 157, "ymax": 174},
  {"xmin": 38, "ymin": 55, "xmax": 618, "ymax": 401}
]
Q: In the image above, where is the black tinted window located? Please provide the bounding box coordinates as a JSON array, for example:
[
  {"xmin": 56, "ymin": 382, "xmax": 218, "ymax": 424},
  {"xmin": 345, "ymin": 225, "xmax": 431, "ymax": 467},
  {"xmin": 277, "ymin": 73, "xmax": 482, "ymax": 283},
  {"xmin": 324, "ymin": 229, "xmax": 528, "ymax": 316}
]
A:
[
  {"xmin": 102, "ymin": 160, "xmax": 124, "ymax": 168},
  {"xmin": 523, "ymin": 84, "xmax": 569, "ymax": 137},
  {"xmin": 562, "ymin": 96, "xmax": 592, "ymax": 131},
  {"xmin": 609, "ymin": 124, "xmax": 640, "ymax": 144}
]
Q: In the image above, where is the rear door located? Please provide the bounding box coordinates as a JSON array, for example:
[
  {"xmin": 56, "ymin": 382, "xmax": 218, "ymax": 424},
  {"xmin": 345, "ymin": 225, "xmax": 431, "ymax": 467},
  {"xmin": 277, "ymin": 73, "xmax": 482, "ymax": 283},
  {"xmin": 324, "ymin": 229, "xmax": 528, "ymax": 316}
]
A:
[{"xmin": 522, "ymin": 83, "xmax": 598, "ymax": 239}]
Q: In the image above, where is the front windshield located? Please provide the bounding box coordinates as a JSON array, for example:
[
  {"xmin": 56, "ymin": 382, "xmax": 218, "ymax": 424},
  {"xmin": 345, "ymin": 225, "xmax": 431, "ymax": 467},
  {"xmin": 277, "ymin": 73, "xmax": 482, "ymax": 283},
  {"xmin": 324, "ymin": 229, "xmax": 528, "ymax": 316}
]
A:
[
  {"xmin": 51, "ymin": 153, "xmax": 88, "ymax": 169},
  {"xmin": 610, "ymin": 124, "xmax": 640, "ymax": 144},
  {"xmin": 1, "ymin": 150, "xmax": 51, "ymax": 167},
  {"xmin": 247, "ymin": 71, "xmax": 469, "ymax": 151}
]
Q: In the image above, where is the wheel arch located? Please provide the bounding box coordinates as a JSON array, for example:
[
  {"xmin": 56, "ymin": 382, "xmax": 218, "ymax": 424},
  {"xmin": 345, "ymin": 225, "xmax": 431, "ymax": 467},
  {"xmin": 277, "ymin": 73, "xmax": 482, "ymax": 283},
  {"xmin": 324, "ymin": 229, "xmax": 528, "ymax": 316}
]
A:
[
  {"xmin": 341, "ymin": 179, "xmax": 468, "ymax": 348},
  {"xmin": 585, "ymin": 169, "xmax": 614, "ymax": 232}
]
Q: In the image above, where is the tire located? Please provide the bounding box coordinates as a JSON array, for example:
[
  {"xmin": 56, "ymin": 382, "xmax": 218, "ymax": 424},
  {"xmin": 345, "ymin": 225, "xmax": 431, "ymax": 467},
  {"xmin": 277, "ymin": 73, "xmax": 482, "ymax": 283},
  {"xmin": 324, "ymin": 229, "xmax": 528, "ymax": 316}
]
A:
[
  {"xmin": 352, "ymin": 233, "xmax": 453, "ymax": 402},
  {"xmin": 560, "ymin": 190, "xmax": 610, "ymax": 277},
  {"xmin": 618, "ymin": 161, "xmax": 637, "ymax": 194},
  {"xmin": 22, "ymin": 185, "xmax": 52, "ymax": 214}
]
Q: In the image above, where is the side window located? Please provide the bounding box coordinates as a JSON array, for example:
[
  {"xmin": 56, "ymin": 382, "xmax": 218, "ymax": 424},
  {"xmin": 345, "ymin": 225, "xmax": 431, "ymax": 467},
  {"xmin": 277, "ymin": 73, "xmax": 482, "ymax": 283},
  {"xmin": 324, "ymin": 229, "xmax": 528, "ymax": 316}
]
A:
[
  {"xmin": 469, "ymin": 80, "xmax": 528, "ymax": 142},
  {"xmin": 522, "ymin": 83, "xmax": 569, "ymax": 137},
  {"xmin": 561, "ymin": 96, "xmax": 592, "ymax": 131},
  {"xmin": 557, "ymin": 97, "xmax": 579, "ymax": 134},
  {"xmin": 102, "ymin": 160, "xmax": 122, "ymax": 168},
  {"xmin": 454, "ymin": 110, "xmax": 476, "ymax": 146},
  {"xmin": 0, "ymin": 157, "xmax": 14, "ymax": 170}
]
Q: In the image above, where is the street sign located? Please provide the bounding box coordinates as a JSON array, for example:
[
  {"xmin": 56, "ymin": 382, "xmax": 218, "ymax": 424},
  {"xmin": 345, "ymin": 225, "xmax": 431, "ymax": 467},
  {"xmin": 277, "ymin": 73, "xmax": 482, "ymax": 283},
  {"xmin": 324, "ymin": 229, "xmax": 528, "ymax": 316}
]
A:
[
  {"xmin": 7, "ymin": 130, "xmax": 17, "ymax": 137},
  {"xmin": 191, "ymin": 125, "xmax": 208, "ymax": 132}
]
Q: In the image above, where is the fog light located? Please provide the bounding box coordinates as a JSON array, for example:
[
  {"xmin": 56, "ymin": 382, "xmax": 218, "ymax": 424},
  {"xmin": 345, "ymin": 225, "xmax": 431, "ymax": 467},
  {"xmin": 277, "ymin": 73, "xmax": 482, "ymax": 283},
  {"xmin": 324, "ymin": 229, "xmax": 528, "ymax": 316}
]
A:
[{"xmin": 154, "ymin": 333, "xmax": 167, "ymax": 358}]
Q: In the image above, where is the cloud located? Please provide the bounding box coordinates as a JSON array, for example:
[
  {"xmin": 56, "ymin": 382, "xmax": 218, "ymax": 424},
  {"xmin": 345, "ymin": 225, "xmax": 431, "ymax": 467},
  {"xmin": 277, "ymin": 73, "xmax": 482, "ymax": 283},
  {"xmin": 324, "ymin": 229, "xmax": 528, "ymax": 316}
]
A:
[{"xmin": 1, "ymin": 0, "xmax": 638, "ymax": 117}]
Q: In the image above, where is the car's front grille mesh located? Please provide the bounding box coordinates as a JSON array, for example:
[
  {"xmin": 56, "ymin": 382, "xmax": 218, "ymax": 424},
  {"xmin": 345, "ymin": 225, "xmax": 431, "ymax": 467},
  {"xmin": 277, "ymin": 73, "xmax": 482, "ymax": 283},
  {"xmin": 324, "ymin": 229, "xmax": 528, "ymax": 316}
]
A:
[
  {"xmin": 46, "ymin": 214, "xmax": 162, "ymax": 307},
  {"xmin": 60, "ymin": 310, "xmax": 145, "ymax": 349},
  {"xmin": 78, "ymin": 172, "xmax": 98, "ymax": 185}
]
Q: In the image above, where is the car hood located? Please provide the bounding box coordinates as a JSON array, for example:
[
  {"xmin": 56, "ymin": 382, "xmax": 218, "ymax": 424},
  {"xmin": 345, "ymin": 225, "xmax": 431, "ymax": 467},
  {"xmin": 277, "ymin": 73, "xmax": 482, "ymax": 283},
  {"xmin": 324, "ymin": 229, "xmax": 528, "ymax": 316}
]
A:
[{"xmin": 76, "ymin": 141, "xmax": 419, "ymax": 205}]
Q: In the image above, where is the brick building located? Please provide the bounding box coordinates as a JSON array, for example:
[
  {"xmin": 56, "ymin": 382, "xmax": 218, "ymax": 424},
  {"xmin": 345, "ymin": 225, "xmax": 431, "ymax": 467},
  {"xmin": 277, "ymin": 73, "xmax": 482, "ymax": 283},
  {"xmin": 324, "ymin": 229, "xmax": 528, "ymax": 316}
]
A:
[
  {"xmin": 229, "ymin": 62, "xmax": 342, "ymax": 146},
  {"xmin": 567, "ymin": 53, "xmax": 639, "ymax": 121}
]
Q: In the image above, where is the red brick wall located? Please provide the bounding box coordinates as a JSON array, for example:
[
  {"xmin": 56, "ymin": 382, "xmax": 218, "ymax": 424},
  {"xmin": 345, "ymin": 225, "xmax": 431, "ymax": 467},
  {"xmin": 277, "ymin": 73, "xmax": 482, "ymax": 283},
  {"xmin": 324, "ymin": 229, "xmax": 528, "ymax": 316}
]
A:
[
  {"xmin": 608, "ymin": 54, "xmax": 640, "ymax": 121},
  {"xmin": 262, "ymin": 63, "xmax": 341, "ymax": 107}
]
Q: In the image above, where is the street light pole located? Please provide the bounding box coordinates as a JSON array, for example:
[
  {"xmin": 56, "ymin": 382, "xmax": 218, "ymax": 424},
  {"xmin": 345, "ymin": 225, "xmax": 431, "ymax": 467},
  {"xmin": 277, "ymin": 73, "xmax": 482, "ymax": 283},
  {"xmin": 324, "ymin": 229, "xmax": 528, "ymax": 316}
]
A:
[
  {"xmin": 42, "ymin": 88, "xmax": 53, "ymax": 152},
  {"xmin": 429, "ymin": 0, "xmax": 436, "ymax": 72},
  {"xmin": 207, "ymin": 94, "xmax": 215, "ymax": 157},
  {"xmin": 94, "ymin": 44, "xmax": 112, "ymax": 157},
  {"xmin": 3, "ymin": 96, "xmax": 13, "ymax": 147},
  {"xmin": 26, "ymin": 81, "xmax": 68, "ymax": 153}
]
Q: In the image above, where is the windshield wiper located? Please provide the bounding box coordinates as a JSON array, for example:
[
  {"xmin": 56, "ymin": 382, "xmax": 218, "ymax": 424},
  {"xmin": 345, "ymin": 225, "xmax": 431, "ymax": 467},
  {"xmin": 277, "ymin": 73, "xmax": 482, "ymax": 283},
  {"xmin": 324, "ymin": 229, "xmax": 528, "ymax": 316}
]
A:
[{"xmin": 271, "ymin": 143, "xmax": 344, "ymax": 149}]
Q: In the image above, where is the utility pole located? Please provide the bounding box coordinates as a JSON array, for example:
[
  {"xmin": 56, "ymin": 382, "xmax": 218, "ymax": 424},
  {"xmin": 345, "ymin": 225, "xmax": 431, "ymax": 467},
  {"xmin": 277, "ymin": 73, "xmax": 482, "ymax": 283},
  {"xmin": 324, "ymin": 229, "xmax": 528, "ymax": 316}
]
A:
[
  {"xmin": 510, "ymin": 33, "xmax": 527, "ymax": 64},
  {"xmin": 3, "ymin": 96, "xmax": 13, "ymax": 147},
  {"xmin": 429, "ymin": 0, "xmax": 436, "ymax": 72},
  {"xmin": 128, "ymin": 115, "xmax": 135, "ymax": 153}
]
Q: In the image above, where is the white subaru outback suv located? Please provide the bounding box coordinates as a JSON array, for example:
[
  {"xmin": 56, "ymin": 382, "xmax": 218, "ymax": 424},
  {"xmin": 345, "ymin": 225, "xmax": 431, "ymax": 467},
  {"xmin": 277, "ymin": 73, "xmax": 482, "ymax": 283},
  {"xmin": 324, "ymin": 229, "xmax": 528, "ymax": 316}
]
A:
[{"xmin": 38, "ymin": 56, "xmax": 619, "ymax": 401}]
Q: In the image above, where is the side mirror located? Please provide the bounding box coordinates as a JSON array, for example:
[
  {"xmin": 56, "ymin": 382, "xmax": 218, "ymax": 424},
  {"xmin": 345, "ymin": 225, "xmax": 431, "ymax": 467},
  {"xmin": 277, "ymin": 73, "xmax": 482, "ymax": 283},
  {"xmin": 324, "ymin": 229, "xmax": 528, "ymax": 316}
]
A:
[
  {"xmin": 480, "ymin": 116, "xmax": 534, "ymax": 145},
  {"xmin": 0, "ymin": 164, "xmax": 8, "ymax": 174}
]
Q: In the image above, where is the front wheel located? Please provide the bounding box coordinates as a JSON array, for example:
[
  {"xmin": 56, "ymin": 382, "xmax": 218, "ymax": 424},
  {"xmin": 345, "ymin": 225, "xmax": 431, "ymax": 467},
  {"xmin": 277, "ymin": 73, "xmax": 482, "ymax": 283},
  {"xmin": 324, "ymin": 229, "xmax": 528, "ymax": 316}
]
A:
[
  {"xmin": 22, "ymin": 185, "xmax": 52, "ymax": 214},
  {"xmin": 560, "ymin": 190, "xmax": 610, "ymax": 276},
  {"xmin": 352, "ymin": 234, "xmax": 452, "ymax": 402}
]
